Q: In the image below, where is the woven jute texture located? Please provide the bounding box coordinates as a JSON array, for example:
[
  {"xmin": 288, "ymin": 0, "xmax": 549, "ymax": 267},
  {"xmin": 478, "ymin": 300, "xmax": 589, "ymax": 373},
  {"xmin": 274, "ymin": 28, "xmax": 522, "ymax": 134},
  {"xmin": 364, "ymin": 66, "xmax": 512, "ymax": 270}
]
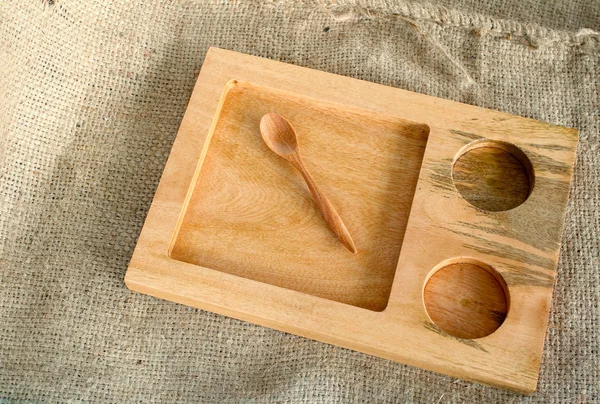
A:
[{"xmin": 1, "ymin": 1, "xmax": 599, "ymax": 402}]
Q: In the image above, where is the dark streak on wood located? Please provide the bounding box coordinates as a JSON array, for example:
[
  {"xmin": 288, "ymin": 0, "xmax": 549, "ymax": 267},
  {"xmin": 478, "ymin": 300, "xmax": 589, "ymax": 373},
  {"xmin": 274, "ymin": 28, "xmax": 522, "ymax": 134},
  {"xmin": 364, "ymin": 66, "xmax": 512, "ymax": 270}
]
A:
[
  {"xmin": 523, "ymin": 142, "xmax": 570, "ymax": 152},
  {"xmin": 490, "ymin": 310, "xmax": 508, "ymax": 325},
  {"xmin": 450, "ymin": 129, "xmax": 482, "ymax": 141},
  {"xmin": 448, "ymin": 228, "xmax": 556, "ymax": 269},
  {"xmin": 501, "ymin": 262, "xmax": 554, "ymax": 288},
  {"xmin": 422, "ymin": 321, "xmax": 489, "ymax": 353},
  {"xmin": 449, "ymin": 130, "xmax": 572, "ymax": 171},
  {"xmin": 454, "ymin": 174, "xmax": 571, "ymax": 253},
  {"xmin": 458, "ymin": 221, "xmax": 558, "ymax": 254},
  {"xmin": 465, "ymin": 242, "xmax": 555, "ymax": 272},
  {"xmin": 427, "ymin": 161, "xmax": 454, "ymax": 192},
  {"xmin": 503, "ymin": 262, "xmax": 554, "ymax": 281},
  {"xmin": 526, "ymin": 149, "xmax": 572, "ymax": 175}
]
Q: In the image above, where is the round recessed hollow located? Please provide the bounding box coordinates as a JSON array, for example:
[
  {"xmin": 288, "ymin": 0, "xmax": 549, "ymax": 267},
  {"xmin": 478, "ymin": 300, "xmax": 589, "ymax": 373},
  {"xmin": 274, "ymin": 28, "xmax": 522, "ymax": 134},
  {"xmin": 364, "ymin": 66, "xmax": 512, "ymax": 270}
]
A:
[
  {"xmin": 423, "ymin": 258, "xmax": 509, "ymax": 339},
  {"xmin": 452, "ymin": 139, "xmax": 534, "ymax": 212}
]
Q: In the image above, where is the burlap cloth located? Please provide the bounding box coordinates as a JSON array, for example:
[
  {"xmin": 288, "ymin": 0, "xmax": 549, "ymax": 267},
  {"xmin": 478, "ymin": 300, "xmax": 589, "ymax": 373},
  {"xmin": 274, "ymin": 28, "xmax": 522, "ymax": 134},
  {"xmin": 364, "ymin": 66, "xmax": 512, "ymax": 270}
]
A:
[{"xmin": 1, "ymin": 0, "xmax": 598, "ymax": 402}]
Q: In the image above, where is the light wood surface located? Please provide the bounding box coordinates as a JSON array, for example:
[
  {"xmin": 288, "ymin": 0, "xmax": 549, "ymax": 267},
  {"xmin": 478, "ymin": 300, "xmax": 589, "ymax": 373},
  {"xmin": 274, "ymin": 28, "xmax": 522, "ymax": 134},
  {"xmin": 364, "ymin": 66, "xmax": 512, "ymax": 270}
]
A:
[
  {"xmin": 125, "ymin": 48, "xmax": 578, "ymax": 393},
  {"xmin": 452, "ymin": 140, "xmax": 534, "ymax": 212},
  {"xmin": 169, "ymin": 80, "xmax": 427, "ymax": 311},
  {"xmin": 259, "ymin": 113, "xmax": 357, "ymax": 254},
  {"xmin": 423, "ymin": 259, "xmax": 509, "ymax": 339}
]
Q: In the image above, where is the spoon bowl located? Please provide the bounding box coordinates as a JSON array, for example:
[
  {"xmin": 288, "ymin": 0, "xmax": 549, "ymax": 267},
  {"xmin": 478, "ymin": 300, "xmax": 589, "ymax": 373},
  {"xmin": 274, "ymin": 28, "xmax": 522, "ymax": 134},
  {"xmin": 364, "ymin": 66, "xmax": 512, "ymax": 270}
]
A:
[{"xmin": 260, "ymin": 113, "xmax": 299, "ymax": 157}]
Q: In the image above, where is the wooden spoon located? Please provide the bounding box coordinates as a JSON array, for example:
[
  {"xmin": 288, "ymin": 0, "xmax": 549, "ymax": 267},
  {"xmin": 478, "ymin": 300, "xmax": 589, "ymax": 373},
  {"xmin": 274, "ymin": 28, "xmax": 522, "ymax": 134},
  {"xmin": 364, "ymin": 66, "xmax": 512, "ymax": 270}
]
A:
[{"xmin": 260, "ymin": 113, "xmax": 357, "ymax": 254}]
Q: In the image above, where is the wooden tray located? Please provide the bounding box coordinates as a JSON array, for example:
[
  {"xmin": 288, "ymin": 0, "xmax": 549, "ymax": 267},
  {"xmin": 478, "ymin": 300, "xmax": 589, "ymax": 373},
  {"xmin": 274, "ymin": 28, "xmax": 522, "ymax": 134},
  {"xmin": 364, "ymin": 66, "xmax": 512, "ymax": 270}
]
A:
[{"xmin": 125, "ymin": 48, "xmax": 578, "ymax": 393}]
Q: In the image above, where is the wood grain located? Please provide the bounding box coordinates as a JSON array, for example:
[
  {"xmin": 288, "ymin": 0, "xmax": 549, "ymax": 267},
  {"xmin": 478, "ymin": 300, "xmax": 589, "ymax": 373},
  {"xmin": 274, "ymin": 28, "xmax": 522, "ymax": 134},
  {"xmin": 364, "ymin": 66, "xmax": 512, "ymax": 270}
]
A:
[
  {"xmin": 452, "ymin": 140, "xmax": 533, "ymax": 212},
  {"xmin": 259, "ymin": 112, "xmax": 357, "ymax": 254},
  {"xmin": 125, "ymin": 48, "xmax": 579, "ymax": 393},
  {"xmin": 424, "ymin": 260, "xmax": 508, "ymax": 339},
  {"xmin": 170, "ymin": 81, "xmax": 428, "ymax": 311}
]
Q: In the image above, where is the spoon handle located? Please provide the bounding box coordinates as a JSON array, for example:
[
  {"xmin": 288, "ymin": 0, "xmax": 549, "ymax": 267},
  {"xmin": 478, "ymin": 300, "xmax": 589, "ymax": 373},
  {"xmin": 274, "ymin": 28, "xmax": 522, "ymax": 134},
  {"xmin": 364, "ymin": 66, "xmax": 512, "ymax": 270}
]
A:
[{"xmin": 290, "ymin": 155, "xmax": 357, "ymax": 254}]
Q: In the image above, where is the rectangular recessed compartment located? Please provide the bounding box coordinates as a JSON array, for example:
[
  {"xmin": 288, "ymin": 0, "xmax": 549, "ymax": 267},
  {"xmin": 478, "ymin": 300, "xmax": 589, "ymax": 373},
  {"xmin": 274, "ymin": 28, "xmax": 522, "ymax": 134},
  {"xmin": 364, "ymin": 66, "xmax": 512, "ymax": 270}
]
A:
[{"xmin": 170, "ymin": 81, "xmax": 429, "ymax": 311}]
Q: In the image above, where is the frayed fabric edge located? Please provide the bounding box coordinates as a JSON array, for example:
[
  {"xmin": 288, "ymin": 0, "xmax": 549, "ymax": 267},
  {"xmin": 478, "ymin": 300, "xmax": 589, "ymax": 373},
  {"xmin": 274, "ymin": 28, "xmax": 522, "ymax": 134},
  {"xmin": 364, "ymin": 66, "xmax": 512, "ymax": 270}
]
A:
[{"xmin": 314, "ymin": 0, "xmax": 600, "ymax": 54}]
